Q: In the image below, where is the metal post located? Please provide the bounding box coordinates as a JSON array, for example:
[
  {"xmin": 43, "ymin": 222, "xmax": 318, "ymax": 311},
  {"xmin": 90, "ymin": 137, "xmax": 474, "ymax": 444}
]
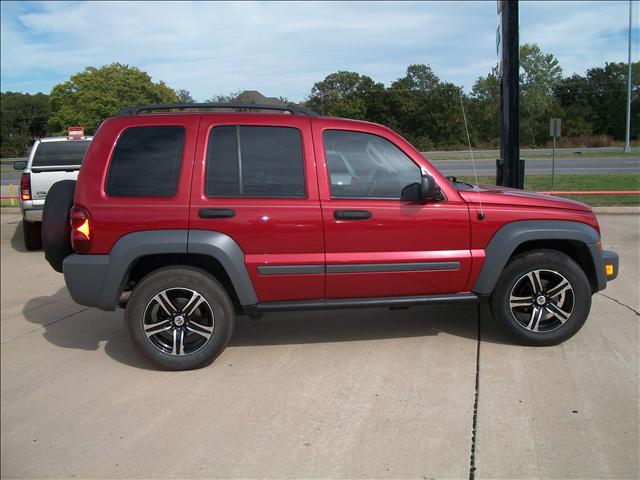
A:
[
  {"xmin": 551, "ymin": 135, "xmax": 556, "ymax": 187},
  {"xmin": 499, "ymin": 0, "xmax": 521, "ymax": 188},
  {"xmin": 624, "ymin": 0, "xmax": 633, "ymax": 153}
]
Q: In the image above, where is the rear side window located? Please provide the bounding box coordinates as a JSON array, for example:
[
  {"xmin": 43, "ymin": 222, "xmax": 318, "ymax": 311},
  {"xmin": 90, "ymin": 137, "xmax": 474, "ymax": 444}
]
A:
[
  {"xmin": 106, "ymin": 126, "xmax": 185, "ymax": 197},
  {"xmin": 32, "ymin": 140, "xmax": 91, "ymax": 167},
  {"xmin": 205, "ymin": 126, "xmax": 305, "ymax": 198}
]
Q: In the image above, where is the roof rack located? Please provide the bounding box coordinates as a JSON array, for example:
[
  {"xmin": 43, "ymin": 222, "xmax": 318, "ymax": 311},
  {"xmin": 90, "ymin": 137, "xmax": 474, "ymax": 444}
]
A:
[{"xmin": 116, "ymin": 103, "xmax": 319, "ymax": 117}]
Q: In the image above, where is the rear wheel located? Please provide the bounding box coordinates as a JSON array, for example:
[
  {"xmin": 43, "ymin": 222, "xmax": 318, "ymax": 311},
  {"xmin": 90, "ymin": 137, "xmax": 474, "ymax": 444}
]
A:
[
  {"xmin": 22, "ymin": 220, "xmax": 42, "ymax": 250},
  {"xmin": 125, "ymin": 267, "xmax": 234, "ymax": 370},
  {"xmin": 490, "ymin": 249, "xmax": 592, "ymax": 346}
]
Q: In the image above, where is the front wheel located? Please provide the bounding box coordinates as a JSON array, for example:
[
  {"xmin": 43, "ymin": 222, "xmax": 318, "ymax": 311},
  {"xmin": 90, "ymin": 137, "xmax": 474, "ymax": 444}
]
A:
[
  {"xmin": 125, "ymin": 267, "xmax": 234, "ymax": 370},
  {"xmin": 490, "ymin": 249, "xmax": 592, "ymax": 346}
]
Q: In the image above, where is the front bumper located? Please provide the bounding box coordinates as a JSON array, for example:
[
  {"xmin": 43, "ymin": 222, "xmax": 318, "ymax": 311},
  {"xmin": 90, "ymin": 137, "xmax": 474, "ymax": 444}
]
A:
[{"xmin": 601, "ymin": 250, "xmax": 619, "ymax": 282}]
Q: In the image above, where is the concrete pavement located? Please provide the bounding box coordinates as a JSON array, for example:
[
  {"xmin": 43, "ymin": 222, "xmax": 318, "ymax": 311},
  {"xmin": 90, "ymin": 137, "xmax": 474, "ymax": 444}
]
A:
[{"xmin": 1, "ymin": 212, "xmax": 638, "ymax": 478}]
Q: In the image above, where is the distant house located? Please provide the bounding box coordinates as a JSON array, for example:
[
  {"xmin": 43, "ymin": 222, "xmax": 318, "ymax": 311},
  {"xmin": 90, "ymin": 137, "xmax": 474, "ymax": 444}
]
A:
[{"xmin": 232, "ymin": 91, "xmax": 286, "ymax": 106}]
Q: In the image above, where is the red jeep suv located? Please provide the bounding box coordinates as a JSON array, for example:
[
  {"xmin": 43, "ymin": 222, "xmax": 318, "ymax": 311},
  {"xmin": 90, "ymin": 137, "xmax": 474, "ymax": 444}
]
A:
[{"xmin": 41, "ymin": 103, "xmax": 619, "ymax": 370}]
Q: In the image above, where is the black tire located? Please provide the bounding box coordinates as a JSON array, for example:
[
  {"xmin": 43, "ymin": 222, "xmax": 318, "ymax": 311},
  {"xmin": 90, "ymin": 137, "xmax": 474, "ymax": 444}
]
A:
[
  {"xmin": 125, "ymin": 266, "xmax": 234, "ymax": 370},
  {"xmin": 42, "ymin": 180, "xmax": 76, "ymax": 273},
  {"xmin": 490, "ymin": 249, "xmax": 592, "ymax": 346},
  {"xmin": 22, "ymin": 220, "xmax": 42, "ymax": 251}
]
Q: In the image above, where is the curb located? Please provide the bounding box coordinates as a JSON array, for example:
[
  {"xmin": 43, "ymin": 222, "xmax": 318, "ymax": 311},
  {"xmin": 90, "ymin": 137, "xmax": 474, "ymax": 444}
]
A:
[{"xmin": 592, "ymin": 206, "xmax": 640, "ymax": 215}]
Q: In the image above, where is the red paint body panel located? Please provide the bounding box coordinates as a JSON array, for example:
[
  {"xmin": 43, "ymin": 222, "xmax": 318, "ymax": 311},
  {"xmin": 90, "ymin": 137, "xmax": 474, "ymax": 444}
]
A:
[
  {"xmin": 188, "ymin": 115, "xmax": 325, "ymax": 302},
  {"xmin": 75, "ymin": 115, "xmax": 199, "ymax": 254},
  {"xmin": 75, "ymin": 112, "xmax": 603, "ymax": 304}
]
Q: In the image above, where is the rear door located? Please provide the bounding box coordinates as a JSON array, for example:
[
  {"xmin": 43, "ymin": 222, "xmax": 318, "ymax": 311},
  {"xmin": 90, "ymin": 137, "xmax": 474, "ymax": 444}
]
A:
[{"xmin": 189, "ymin": 115, "xmax": 324, "ymax": 303}]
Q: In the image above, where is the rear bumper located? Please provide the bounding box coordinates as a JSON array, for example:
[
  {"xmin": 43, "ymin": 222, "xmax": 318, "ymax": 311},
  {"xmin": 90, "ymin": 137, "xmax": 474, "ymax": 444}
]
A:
[
  {"xmin": 63, "ymin": 254, "xmax": 112, "ymax": 310},
  {"xmin": 20, "ymin": 201, "xmax": 44, "ymax": 222},
  {"xmin": 601, "ymin": 249, "xmax": 619, "ymax": 283}
]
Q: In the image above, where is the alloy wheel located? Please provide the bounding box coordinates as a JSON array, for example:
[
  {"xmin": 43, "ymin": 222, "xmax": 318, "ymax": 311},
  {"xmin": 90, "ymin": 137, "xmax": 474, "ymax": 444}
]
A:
[
  {"xmin": 142, "ymin": 288, "xmax": 215, "ymax": 356},
  {"xmin": 509, "ymin": 269, "xmax": 575, "ymax": 333}
]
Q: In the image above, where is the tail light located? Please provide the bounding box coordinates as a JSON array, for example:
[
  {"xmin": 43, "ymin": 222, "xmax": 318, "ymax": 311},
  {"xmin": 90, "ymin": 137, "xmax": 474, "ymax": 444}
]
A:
[
  {"xmin": 70, "ymin": 206, "xmax": 91, "ymax": 252},
  {"xmin": 20, "ymin": 173, "xmax": 31, "ymax": 200}
]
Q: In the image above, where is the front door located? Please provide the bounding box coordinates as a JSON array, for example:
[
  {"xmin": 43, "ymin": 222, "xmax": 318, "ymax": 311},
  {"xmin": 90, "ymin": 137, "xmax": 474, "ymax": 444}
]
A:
[{"xmin": 312, "ymin": 120, "xmax": 472, "ymax": 299}]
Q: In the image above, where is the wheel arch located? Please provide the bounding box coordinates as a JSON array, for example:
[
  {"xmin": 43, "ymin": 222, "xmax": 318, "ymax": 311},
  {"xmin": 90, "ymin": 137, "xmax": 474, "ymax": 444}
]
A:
[
  {"xmin": 96, "ymin": 229, "xmax": 258, "ymax": 310},
  {"xmin": 472, "ymin": 220, "xmax": 604, "ymax": 295}
]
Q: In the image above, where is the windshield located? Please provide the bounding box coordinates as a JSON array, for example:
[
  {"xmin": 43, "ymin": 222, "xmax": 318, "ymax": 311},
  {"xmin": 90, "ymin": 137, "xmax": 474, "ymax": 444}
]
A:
[{"xmin": 32, "ymin": 140, "xmax": 91, "ymax": 167}]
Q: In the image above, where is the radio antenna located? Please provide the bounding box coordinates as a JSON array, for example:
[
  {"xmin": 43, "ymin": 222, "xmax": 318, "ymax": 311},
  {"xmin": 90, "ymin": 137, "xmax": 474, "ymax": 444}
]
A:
[{"xmin": 458, "ymin": 89, "xmax": 485, "ymax": 220}]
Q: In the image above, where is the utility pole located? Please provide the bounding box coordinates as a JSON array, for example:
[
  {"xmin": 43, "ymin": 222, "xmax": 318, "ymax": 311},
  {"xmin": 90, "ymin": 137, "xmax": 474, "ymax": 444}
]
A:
[
  {"xmin": 499, "ymin": 0, "xmax": 522, "ymax": 188},
  {"xmin": 624, "ymin": 0, "xmax": 633, "ymax": 153}
]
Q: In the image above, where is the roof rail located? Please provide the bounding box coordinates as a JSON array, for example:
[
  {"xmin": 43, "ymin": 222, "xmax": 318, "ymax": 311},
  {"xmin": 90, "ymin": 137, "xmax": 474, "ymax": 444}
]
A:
[{"xmin": 116, "ymin": 103, "xmax": 319, "ymax": 117}]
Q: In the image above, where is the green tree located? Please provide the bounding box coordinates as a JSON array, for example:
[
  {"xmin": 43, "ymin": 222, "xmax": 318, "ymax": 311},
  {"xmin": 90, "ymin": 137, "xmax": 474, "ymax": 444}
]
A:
[
  {"xmin": 47, "ymin": 63, "xmax": 178, "ymax": 134},
  {"xmin": 306, "ymin": 71, "xmax": 385, "ymax": 119},
  {"xmin": 0, "ymin": 91, "xmax": 50, "ymax": 157},
  {"xmin": 554, "ymin": 62, "xmax": 640, "ymax": 141},
  {"xmin": 519, "ymin": 43, "xmax": 563, "ymax": 145},
  {"xmin": 386, "ymin": 65, "xmax": 467, "ymax": 150},
  {"xmin": 552, "ymin": 73, "xmax": 594, "ymax": 137},
  {"xmin": 469, "ymin": 67, "xmax": 501, "ymax": 145}
]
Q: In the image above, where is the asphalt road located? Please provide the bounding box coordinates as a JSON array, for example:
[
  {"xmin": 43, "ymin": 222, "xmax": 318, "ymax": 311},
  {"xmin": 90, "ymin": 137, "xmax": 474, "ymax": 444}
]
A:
[{"xmin": 1, "ymin": 212, "xmax": 638, "ymax": 478}]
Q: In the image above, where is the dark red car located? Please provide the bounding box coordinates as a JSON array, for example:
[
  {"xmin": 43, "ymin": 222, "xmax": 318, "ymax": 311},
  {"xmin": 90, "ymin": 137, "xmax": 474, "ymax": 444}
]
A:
[{"xmin": 42, "ymin": 103, "xmax": 619, "ymax": 370}]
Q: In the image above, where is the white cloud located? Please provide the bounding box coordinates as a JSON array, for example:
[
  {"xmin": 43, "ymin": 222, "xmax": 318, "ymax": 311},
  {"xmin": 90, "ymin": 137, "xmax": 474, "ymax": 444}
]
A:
[{"xmin": 0, "ymin": 1, "xmax": 636, "ymax": 100}]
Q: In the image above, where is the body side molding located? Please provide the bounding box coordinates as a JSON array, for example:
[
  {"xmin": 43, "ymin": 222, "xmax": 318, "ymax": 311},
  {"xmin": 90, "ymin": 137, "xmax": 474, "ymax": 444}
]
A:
[
  {"xmin": 473, "ymin": 220, "xmax": 604, "ymax": 295},
  {"xmin": 326, "ymin": 261, "xmax": 460, "ymax": 274}
]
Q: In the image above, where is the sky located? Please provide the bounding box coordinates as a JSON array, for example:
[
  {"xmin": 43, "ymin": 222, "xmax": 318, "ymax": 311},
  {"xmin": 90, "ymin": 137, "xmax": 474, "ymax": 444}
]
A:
[{"xmin": 1, "ymin": 1, "xmax": 638, "ymax": 101}]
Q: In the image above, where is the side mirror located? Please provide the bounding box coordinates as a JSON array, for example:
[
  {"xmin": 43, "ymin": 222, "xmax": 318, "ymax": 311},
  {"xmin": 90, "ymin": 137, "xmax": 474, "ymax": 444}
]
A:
[
  {"xmin": 420, "ymin": 174, "xmax": 438, "ymax": 201},
  {"xmin": 401, "ymin": 174, "xmax": 442, "ymax": 202},
  {"xmin": 13, "ymin": 161, "xmax": 27, "ymax": 171}
]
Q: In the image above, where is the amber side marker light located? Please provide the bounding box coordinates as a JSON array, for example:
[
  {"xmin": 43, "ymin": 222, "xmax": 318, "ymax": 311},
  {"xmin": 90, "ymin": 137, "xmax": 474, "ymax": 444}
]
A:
[
  {"xmin": 605, "ymin": 264, "xmax": 615, "ymax": 277},
  {"xmin": 76, "ymin": 219, "xmax": 90, "ymax": 239}
]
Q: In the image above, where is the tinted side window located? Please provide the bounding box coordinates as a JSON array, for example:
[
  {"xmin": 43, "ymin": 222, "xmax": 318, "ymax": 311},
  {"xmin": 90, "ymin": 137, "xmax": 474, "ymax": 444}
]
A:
[
  {"xmin": 323, "ymin": 130, "xmax": 420, "ymax": 199},
  {"xmin": 106, "ymin": 126, "xmax": 185, "ymax": 197},
  {"xmin": 206, "ymin": 126, "xmax": 305, "ymax": 198}
]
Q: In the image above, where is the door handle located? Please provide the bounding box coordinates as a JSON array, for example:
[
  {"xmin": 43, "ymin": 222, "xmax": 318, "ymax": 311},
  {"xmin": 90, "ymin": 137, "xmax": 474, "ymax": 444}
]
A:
[
  {"xmin": 334, "ymin": 209, "xmax": 372, "ymax": 220},
  {"xmin": 199, "ymin": 208, "xmax": 235, "ymax": 219}
]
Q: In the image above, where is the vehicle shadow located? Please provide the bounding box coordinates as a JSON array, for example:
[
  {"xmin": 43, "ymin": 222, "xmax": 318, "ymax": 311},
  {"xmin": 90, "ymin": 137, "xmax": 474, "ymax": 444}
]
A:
[
  {"xmin": 9, "ymin": 220, "xmax": 28, "ymax": 253},
  {"xmin": 22, "ymin": 288, "xmax": 512, "ymax": 370},
  {"xmin": 22, "ymin": 287, "xmax": 156, "ymax": 370},
  {"xmin": 230, "ymin": 302, "xmax": 511, "ymax": 347}
]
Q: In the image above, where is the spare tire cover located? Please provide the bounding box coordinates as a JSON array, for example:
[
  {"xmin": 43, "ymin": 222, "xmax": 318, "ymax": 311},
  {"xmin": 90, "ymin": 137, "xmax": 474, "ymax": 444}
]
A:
[{"xmin": 42, "ymin": 180, "xmax": 76, "ymax": 273}]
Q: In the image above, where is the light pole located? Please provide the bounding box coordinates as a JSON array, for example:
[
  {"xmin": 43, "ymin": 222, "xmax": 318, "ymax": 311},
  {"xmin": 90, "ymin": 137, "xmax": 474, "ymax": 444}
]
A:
[{"xmin": 624, "ymin": 0, "xmax": 633, "ymax": 153}]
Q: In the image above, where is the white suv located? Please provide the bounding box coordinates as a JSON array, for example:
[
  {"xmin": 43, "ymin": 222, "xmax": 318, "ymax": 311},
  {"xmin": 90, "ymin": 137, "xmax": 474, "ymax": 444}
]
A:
[{"xmin": 15, "ymin": 134, "xmax": 92, "ymax": 250}]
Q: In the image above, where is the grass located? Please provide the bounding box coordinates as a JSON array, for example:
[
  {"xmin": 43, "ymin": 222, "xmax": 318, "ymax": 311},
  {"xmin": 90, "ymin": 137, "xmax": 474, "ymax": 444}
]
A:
[
  {"xmin": 457, "ymin": 173, "xmax": 640, "ymax": 207},
  {"xmin": 425, "ymin": 150, "xmax": 639, "ymax": 161}
]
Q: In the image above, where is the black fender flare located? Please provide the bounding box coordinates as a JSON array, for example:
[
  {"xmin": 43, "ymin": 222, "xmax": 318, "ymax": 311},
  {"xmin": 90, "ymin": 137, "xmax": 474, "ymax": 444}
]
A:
[
  {"xmin": 472, "ymin": 220, "xmax": 604, "ymax": 295},
  {"xmin": 62, "ymin": 230, "xmax": 257, "ymax": 310}
]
